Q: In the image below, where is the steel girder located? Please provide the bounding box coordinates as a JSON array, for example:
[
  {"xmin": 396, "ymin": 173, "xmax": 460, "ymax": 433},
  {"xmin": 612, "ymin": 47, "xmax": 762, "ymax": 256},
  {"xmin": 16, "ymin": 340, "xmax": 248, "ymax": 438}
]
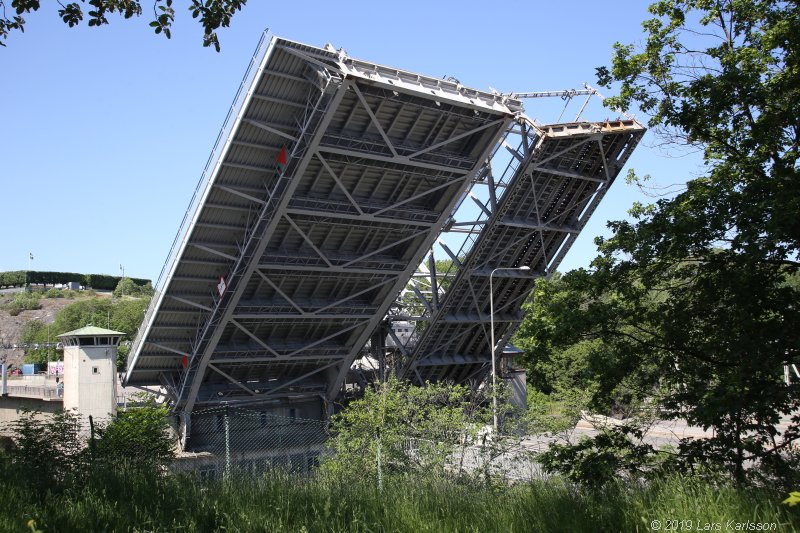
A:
[
  {"xmin": 124, "ymin": 34, "xmax": 519, "ymax": 445},
  {"xmin": 395, "ymin": 119, "xmax": 645, "ymax": 384}
]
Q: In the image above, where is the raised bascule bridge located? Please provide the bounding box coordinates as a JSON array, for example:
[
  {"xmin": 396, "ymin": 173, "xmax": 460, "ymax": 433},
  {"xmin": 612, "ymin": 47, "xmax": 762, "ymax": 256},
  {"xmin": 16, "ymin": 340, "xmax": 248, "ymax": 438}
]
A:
[
  {"xmin": 124, "ymin": 32, "xmax": 644, "ymax": 463},
  {"xmin": 394, "ymin": 120, "xmax": 641, "ymax": 387}
]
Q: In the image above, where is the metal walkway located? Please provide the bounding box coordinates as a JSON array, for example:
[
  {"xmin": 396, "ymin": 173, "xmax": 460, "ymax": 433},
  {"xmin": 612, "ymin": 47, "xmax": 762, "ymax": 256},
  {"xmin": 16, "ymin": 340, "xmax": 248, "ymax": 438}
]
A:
[
  {"xmin": 395, "ymin": 119, "xmax": 644, "ymax": 384},
  {"xmin": 124, "ymin": 33, "xmax": 520, "ymax": 444}
]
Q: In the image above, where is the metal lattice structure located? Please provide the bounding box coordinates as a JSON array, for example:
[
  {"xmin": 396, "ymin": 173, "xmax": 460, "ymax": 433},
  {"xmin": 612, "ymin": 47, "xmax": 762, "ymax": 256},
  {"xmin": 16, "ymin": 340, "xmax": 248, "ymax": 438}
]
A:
[
  {"xmin": 392, "ymin": 118, "xmax": 644, "ymax": 384},
  {"xmin": 124, "ymin": 32, "xmax": 521, "ymax": 446}
]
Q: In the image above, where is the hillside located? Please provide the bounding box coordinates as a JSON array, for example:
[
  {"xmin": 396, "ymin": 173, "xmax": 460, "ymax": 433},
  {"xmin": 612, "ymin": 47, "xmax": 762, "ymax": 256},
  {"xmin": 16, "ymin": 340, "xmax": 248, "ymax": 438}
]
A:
[
  {"xmin": 0, "ymin": 291, "xmax": 113, "ymax": 368},
  {"xmin": 0, "ymin": 281, "xmax": 152, "ymax": 370}
]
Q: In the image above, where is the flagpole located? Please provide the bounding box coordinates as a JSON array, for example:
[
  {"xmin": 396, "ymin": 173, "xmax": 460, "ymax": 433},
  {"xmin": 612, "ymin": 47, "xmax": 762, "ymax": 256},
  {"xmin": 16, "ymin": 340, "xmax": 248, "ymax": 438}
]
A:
[{"xmin": 26, "ymin": 252, "xmax": 33, "ymax": 289}]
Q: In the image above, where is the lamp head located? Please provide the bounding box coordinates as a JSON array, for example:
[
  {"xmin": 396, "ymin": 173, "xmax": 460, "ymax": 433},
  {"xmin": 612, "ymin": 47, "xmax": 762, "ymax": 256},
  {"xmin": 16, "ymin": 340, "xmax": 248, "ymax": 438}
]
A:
[{"xmin": 519, "ymin": 266, "xmax": 530, "ymax": 271}]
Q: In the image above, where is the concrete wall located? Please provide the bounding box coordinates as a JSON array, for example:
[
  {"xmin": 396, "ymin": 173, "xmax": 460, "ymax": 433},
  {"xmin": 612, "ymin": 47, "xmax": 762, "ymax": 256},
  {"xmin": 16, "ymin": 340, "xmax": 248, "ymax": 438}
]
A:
[
  {"xmin": 173, "ymin": 444, "xmax": 325, "ymax": 479},
  {"xmin": 0, "ymin": 395, "xmax": 61, "ymax": 428}
]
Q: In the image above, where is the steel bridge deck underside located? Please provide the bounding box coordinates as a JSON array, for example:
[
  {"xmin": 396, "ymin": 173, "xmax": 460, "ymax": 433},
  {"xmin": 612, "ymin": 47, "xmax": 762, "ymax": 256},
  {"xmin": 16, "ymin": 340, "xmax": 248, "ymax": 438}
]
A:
[
  {"xmin": 124, "ymin": 35, "xmax": 519, "ymax": 430},
  {"xmin": 399, "ymin": 120, "xmax": 645, "ymax": 384}
]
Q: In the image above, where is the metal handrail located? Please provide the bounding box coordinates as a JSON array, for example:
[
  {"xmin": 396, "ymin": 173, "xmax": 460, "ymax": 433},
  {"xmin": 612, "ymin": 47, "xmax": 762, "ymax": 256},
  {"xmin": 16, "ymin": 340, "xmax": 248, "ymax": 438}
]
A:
[
  {"xmin": 6, "ymin": 385, "xmax": 62, "ymax": 400},
  {"xmin": 127, "ymin": 30, "xmax": 274, "ymax": 372},
  {"xmin": 174, "ymin": 70, "xmax": 341, "ymax": 410},
  {"xmin": 155, "ymin": 29, "xmax": 273, "ymax": 294}
]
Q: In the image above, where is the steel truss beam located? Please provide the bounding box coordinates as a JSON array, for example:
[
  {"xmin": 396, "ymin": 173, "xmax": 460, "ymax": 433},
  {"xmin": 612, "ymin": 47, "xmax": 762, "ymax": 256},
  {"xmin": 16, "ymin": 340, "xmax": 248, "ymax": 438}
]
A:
[
  {"xmin": 157, "ymin": 57, "xmax": 513, "ymax": 425},
  {"xmin": 176, "ymin": 75, "xmax": 351, "ymax": 415},
  {"xmin": 126, "ymin": 34, "xmax": 642, "ymax": 455},
  {"xmin": 396, "ymin": 117, "xmax": 644, "ymax": 383}
]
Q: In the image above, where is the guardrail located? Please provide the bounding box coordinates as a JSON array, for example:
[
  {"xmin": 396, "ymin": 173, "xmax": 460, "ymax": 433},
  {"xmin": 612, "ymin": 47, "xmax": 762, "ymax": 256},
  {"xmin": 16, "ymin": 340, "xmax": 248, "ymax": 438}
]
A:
[
  {"xmin": 127, "ymin": 30, "xmax": 274, "ymax": 371},
  {"xmin": 5, "ymin": 385, "xmax": 62, "ymax": 400}
]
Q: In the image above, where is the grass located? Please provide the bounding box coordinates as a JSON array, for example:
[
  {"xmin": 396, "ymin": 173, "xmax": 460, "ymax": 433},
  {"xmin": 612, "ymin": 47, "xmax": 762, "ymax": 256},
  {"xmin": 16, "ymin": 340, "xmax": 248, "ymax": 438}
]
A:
[{"xmin": 0, "ymin": 463, "xmax": 797, "ymax": 532}]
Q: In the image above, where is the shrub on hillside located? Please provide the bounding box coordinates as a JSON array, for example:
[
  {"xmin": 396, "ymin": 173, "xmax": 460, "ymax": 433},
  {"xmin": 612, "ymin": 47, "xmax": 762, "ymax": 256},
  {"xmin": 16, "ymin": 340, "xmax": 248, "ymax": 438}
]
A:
[
  {"xmin": 0, "ymin": 270, "xmax": 152, "ymax": 290},
  {"xmin": 3, "ymin": 292, "xmax": 41, "ymax": 316},
  {"xmin": 113, "ymin": 278, "xmax": 154, "ymax": 298}
]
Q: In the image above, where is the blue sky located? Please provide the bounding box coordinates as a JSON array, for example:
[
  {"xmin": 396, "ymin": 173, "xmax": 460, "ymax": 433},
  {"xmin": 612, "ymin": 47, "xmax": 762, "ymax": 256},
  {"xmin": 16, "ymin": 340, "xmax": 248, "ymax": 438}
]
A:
[{"xmin": 1, "ymin": 1, "xmax": 703, "ymax": 283}]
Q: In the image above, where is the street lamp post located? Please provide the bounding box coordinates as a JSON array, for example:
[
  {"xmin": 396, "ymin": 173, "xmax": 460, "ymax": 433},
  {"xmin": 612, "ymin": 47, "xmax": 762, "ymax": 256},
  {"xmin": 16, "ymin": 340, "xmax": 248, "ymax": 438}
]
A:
[
  {"xmin": 119, "ymin": 264, "xmax": 125, "ymax": 297},
  {"xmin": 489, "ymin": 265, "xmax": 530, "ymax": 434}
]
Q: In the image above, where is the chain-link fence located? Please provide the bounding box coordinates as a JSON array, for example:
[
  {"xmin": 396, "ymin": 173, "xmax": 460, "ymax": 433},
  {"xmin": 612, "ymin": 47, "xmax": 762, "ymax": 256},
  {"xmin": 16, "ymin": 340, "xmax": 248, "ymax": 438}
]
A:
[
  {"xmin": 166, "ymin": 407, "xmax": 549, "ymax": 483},
  {"xmin": 1, "ymin": 405, "xmax": 550, "ymax": 484},
  {"xmin": 174, "ymin": 406, "xmax": 330, "ymax": 480}
]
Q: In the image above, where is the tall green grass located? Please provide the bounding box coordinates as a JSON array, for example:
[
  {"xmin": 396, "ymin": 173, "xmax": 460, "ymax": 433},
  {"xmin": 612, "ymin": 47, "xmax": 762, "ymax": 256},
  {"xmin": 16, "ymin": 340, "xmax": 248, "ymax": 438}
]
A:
[{"xmin": 0, "ymin": 464, "xmax": 797, "ymax": 533}]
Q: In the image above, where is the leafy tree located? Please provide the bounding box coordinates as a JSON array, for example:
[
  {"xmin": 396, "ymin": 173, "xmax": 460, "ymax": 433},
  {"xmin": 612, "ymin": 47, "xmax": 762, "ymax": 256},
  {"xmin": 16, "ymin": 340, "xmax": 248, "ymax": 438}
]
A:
[
  {"xmin": 515, "ymin": 275, "xmax": 659, "ymax": 418},
  {"xmin": 21, "ymin": 295, "xmax": 150, "ymax": 368},
  {"xmin": 51, "ymin": 298, "xmax": 113, "ymax": 333},
  {"xmin": 597, "ymin": 0, "xmax": 799, "ymax": 262},
  {"xmin": 47, "ymin": 296, "xmax": 148, "ymax": 337},
  {"xmin": 0, "ymin": 0, "xmax": 247, "ymax": 50},
  {"xmin": 96, "ymin": 398, "xmax": 175, "ymax": 472},
  {"xmin": 19, "ymin": 321, "xmax": 59, "ymax": 364},
  {"xmin": 322, "ymin": 378, "xmax": 495, "ymax": 482},
  {"xmin": 113, "ymin": 277, "xmax": 154, "ymax": 298},
  {"xmin": 526, "ymin": 0, "xmax": 800, "ymax": 484}
]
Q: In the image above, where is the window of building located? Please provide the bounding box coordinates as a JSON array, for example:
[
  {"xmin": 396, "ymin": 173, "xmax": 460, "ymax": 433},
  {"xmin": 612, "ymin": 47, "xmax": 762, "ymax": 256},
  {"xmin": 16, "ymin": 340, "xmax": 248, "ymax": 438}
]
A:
[{"xmin": 92, "ymin": 366, "xmax": 99, "ymax": 375}]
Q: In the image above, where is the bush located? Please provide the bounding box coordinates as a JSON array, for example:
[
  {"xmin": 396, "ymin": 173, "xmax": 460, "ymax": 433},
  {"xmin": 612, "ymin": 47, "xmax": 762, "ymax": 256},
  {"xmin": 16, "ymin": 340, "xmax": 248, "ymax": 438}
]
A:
[
  {"xmin": 3, "ymin": 402, "xmax": 175, "ymax": 491},
  {"xmin": 113, "ymin": 278, "xmax": 154, "ymax": 298},
  {"xmin": 0, "ymin": 270, "xmax": 152, "ymax": 290},
  {"xmin": 321, "ymin": 378, "xmax": 497, "ymax": 483},
  {"xmin": 6, "ymin": 410, "xmax": 86, "ymax": 493},
  {"xmin": 96, "ymin": 399, "xmax": 176, "ymax": 472},
  {"xmin": 2, "ymin": 292, "xmax": 41, "ymax": 315}
]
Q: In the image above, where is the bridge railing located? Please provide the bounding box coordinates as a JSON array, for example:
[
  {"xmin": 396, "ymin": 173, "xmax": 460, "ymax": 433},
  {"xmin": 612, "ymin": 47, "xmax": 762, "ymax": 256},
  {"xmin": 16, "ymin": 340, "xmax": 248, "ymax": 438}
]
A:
[
  {"xmin": 127, "ymin": 30, "xmax": 274, "ymax": 373},
  {"xmin": 5, "ymin": 385, "xmax": 62, "ymax": 400}
]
